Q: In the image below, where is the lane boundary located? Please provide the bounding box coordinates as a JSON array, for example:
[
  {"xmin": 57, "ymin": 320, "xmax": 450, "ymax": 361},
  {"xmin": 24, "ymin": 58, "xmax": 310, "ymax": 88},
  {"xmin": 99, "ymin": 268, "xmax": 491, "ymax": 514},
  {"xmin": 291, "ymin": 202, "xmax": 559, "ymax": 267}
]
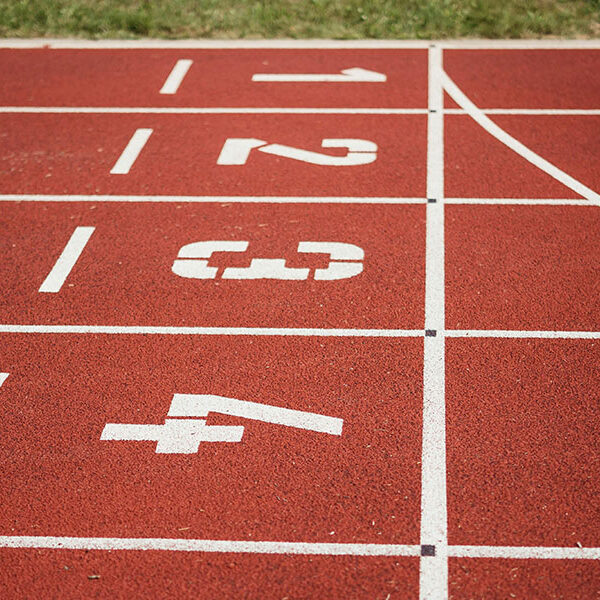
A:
[
  {"xmin": 0, "ymin": 326, "xmax": 598, "ymax": 338},
  {"xmin": 1, "ymin": 39, "xmax": 600, "ymax": 49},
  {"xmin": 1, "ymin": 536, "xmax": 599, "ymax": 559}
]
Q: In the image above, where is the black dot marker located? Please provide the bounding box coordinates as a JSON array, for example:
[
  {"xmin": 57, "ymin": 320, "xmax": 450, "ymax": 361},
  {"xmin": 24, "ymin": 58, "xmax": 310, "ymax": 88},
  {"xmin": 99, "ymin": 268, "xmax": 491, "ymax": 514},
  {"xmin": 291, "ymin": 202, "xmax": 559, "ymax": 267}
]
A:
[
  {"xmin": 421, "ymin": 544, "xmax": 436, "ymax": 557},
  {"xmin": 425, "ymin": 330, "xmax": 437, "ymax": 337}
]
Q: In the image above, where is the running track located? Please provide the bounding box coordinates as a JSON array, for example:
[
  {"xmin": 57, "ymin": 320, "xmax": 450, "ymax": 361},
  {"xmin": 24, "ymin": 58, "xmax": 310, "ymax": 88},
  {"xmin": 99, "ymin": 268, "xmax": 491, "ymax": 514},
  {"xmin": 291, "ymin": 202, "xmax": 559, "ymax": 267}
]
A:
[{"xmin": 0, "ymin": 39, "xmax": 599, "ymax": 599}]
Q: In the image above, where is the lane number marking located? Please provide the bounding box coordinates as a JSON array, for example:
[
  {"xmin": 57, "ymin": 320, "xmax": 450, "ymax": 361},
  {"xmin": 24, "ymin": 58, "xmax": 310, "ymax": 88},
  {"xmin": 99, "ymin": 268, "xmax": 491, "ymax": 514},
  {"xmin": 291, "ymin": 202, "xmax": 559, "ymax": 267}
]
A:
[
  {"xmin": 252, "ymin": 67, "xmax": 386, "ymax": 83},
  {"xmin": 101, "ymin": 394, "xmax": 343, "ymax": 454},
  {"xmin": 172, "ymin": 241, "xmax": 364, "ymax": 281},
  {"xmin": 217, "ymin": 138, "xmax": 377, "ymax": 166}
]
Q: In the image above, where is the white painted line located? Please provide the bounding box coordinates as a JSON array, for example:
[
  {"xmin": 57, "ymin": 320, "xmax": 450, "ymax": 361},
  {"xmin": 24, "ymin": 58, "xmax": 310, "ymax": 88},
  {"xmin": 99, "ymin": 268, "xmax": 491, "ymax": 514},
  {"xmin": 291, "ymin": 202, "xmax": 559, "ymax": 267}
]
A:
[
  {"xmin": 0, "ymin": 39, "xmax": 432, "ymax": 49},
  {"xmin": 0, "ymin": 535, "xmax": 420, "ymax": 555},
  {"xmin": 252, "ymin": 67, "xmax": 386, "ymax": 83},
  {"xmin": 0, "ymin": 326, "xmax": 598, "ymax": 339},
  {"xmin": 0, "ymin": 106, "xmax": 428, "ymax": 115},
  {"xmin": 442, "ymin": 71, "xmax": 600, "ymax": 206},
  {"xmin": 0, "ymin": 373, "xmax": 8, "ymax": 387},
  {"xmin": 420, "ymin": 44, "xmax": 448, "ymax": 600},
  {"xmin": 2, "ymin": 39, "xmax": 600, "ymax": 49},
  {"xmin": 448, "ymin": 330, "xmax": 600, "ymax": 339},
  {"xmin": 110, "ymin": 128, "xmax": 153, "ymax": 175},
  {"xmin": 445, "ymin": 108, "xmax": 600, "ymax": 116},
  {"xmin": 2, "ymin": 107, "xmax": 598, "ymax": 116},
  {"xmin": 0, "ymin": 194, "xmax": 425, "ymax": 204},
  {"xmin": 0, "ymin": 325, "xmax": 424, "ymax": 337},
  {"xmin": 159, "ymin": 59, "xmax": 193, "ymax": 94},
  {"xmin": 0, "ymin": 535, "xmax": 598, "ymax": 559},
  {"xmin": 38, "ymin": 227, "xmax": 95, "ymax": 293},
  {"xmin": 450, "ymin": 546, "xmax": 600, "ymax": 560},
  {"xmin": 445, "ymin": 198, "xmax": 592, "ymax": 205}
]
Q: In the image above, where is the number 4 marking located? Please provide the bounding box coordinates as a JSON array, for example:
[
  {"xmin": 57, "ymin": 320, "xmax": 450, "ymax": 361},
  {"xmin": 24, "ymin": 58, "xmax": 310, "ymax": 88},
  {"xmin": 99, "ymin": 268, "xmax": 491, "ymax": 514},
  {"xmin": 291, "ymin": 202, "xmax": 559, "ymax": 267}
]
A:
[{"xmin": 217, "ymin": 138, "xmax": 378, "ymax": 166}]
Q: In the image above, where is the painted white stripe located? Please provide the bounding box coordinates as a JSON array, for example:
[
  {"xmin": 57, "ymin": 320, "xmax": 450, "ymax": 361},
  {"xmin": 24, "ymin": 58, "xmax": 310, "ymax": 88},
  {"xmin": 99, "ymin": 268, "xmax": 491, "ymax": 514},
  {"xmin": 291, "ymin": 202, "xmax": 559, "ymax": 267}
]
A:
[
  {"xmin": 0, "ymin": 373, "xmax": 8, "ymax": 386},
  {"xmin": 2, "ymin": 107, "xmax": 599, "ymax": 116},
  {"xmin": 420, "ymin": 44, "xmax": 448, "ymax": 600},
  {"xmin": 450, "ymin": 546, "xmax": 600, "ymax": 560},
  {"xmin": 159, "ymin": 59, "xmax": 193, "ymax": 94},
  {"xmin": 0, "ymin": 325, "xmax": 424, "ymax": 337},
  {"xmin": 2, "ymin": 39, "xmax": 600, "ymax": 49},
  {"xmin": 446, "ymin": 108, "xmax": 600, "ymax": 116},
  {"xmin": 0, "ymin": 326, "xmax": 597, "ymax": 339},
  {"xmin": 0, "ymin": 536, "xmax": 598, "ymax": 559},
  {"xmin": 442, "ymin": 71, "xmax": 600, "ymax": 206},
  {"xmin": 445, "ymin": 198, "xmax": 592, "ymax": 205},
  {"xmin": 38, "ymin": 227, "xmax": 95, "ymax": 293},
  {"xmin": 0, "ymin": 194, "xmax": 425, "ymax": 204},
  {"xmin": 0, "ymin": 536, "xmax": 420, "ymax": 555},
  {"xmin": 0, "ymin": 106, "xmax": 428, "ymax": 115},
  {"xmin": 110, "ymin": 128, "xmax": 153, "ymax": 174},
  {"xmin": 448, "ymin": 330, "xmax": 600, "ymax": 339}
]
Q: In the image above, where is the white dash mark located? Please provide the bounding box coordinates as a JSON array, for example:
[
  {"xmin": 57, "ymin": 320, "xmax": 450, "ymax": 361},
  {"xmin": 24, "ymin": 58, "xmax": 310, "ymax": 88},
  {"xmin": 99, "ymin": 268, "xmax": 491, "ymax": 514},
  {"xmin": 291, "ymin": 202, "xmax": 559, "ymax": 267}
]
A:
[
  {"xmin": 39, "ymin": 227, "xmax": 95, "ymax": 293},
  {"xmin": 110, "ymin": 128, "xmax": 153, "ymax": 174},
  {"xmin": 0, "ymin": 373, "xmax": 8, "ymax": 387},
  {"xmin": 160, "ymin": 59, "xmax": 193, "ymax": 94}
]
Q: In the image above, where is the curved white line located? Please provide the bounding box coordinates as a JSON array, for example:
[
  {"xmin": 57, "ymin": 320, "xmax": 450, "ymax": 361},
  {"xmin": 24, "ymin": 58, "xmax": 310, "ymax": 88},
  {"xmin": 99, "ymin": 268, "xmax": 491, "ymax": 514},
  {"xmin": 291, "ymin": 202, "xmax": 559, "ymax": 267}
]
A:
[{"xmin": 442, "ymin": 71, "xmax": 600, "ymax": 206}]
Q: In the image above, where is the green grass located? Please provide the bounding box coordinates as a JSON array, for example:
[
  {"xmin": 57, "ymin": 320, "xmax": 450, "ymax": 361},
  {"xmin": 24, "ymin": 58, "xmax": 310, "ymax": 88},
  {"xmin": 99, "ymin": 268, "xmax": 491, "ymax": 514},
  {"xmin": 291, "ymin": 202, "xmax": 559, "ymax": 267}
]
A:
[{"xmin": 0, "ymin": 0, "xmax": 599, "ymax": 39}]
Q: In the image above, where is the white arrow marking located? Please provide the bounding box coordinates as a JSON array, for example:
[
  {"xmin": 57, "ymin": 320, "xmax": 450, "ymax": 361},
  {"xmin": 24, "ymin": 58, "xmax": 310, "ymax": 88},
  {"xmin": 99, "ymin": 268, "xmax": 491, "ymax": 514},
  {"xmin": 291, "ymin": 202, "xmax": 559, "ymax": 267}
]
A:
[
  {"xmin": 169, "ymin": 395, "xmax": 343, "ymax": 436},
  {"xmin": 0, "ymin": 373, "xmax": 8, "ymax": 387},
  {"xmin": 252, "ymin": 67, "xmax": 386, "ymax": 83}
]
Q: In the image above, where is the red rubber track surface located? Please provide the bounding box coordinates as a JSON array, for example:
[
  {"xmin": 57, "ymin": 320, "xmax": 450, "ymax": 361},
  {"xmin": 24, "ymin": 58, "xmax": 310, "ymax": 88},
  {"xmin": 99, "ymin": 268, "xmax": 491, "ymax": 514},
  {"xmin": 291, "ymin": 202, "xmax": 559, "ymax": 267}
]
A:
[
  {"xmin": 0, "ymin": 48, "xmax": 427, "ymax": 108},
  {"xmin": 0, "ymin": 113, "xmax": 426, "ymax": 196},
  {"xmin": 444, "ymin": 50, "xmax": 600, "ymax": 109},
  {"xmin": 449, "ymin": 559, "xmax": 600, "ymax": 599},
  {"xmin": 0, "ymin": 203, "xmax": 425, "ymax": 328},
  {"xmin": 0, "ymin": 550, "xmax": 419, "ymax": 600},
  {"xmin": 0, "ymin": 335, "xmax": 422, "ymax": 542},
  {"xmin": 446, "ymin": 206, "xmax": 600, "ymax": 331},
  {"xmin": 447, "ymin": 339, "xmax": 600, "ymax": 547},
  {"xmin": 1, "ymin": 44, "xmax": 599, "ymax": 599}
]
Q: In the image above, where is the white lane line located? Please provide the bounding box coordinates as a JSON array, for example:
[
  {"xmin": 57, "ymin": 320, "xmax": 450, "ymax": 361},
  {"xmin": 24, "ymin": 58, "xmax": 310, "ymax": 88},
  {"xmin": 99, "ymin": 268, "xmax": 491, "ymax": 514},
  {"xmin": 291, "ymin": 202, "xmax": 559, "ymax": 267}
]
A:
[
  {"xmin": 0, "ymin": 536, "xmax": 420, "ymax": 555},
  {"xmin": 0, "ymin": 325, "xmax": 424, "ymax": 337},
  {"xmin": 450, "ymin": 546, "xmax": 600, "ymax": 560},
  {"xmin": 3, "ymin": 39, "xmax": 600, "ymax": 49},
  {"xmin": 159, "ymin": 59, "xmax": 193, "ymax": 94},
  {"xmin": 0, "ymin": 326, "xmax": 597, "ymax": 339},
  {"xmin": 445, "ymin": 108, "xmax": 600, "ymax": 116},
  {"xmin": 442, "ymin": 71, "xmax": 600, "ymax": 206},
  {"xmin": 110, "ymin": 128, "xmax": 153, "ymax": 175},
  {"xmin": 448, "ymin": 330, "xmax": 600, "ymax": 339},
  {"xmin": 445, "ymin": 198, "xmax": 592, "ymax": 205},
  {"xmin": 420, "ymin": 44, "xmax": 448, "ymax": 600},
  {"xmin": 0, "ymin": 106, "xmax": 428, "ymax": 115},
  {"xmin": 38, "ymin": 227, "xmax": 95, "ymax": 293},
  {"xmin": 0, "ymin": 194, "xmax": 425, "ymax": 204},
  {"xmin": 2, "ymin": 107, "xmax": 599, "ymax": 116},
  {"xmin": 0, "ymin": 373, "xmax": 8, "ymax": 386},
  {"xmin": 1, "ymin": 536, "xmax": 597, "ymax": 559}
]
